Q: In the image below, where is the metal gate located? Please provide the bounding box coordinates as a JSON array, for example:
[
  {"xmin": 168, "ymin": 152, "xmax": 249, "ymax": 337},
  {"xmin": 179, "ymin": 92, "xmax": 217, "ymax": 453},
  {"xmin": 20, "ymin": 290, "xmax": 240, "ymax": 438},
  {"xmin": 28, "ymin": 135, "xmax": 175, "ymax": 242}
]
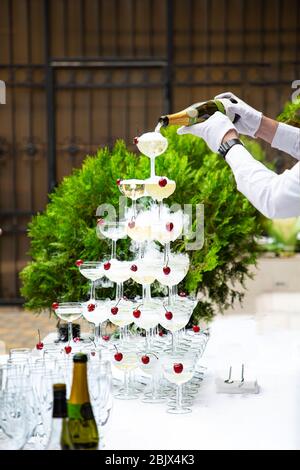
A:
[{"xmin": 0, "ymin": 0, "xmax": 299, "ymax": 303}]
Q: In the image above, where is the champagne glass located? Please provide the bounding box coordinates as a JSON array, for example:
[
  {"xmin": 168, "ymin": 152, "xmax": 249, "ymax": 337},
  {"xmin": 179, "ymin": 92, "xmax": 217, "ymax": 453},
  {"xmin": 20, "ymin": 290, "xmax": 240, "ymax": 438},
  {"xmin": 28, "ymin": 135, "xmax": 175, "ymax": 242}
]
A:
[
  {"xmin": 118, "ymin": 179, "xmax": 146, "ymax": 218},
  {"xmin": 78, "ymin": 261, "xmax": 104, "ymax": 301},
  {"xmin": 0, "ymin": 389, "xmax": 28, "ymax": 450},
  {"xmin": 96, "ymin": 220, "xmax": 127, "ymax": 259},
  {"xmin": 81, "ymin": 299, "xmax": 109, "ymax": 346},
  {"xmin": 111, "ymin": 346, "xmax": 139, "ymax": 400},
  {"xmin": 159, "ymin": 298, "xmax": 193, "ymax": 353},
  {"xmin": 54, "ymin": 302, "xmax": 82, "ymax": 345},
  {"xmin": 156, "ymin": 253, "xmax": 189, "ymax": 305},
  {"xmin": 135, "ymin": 131, "xmax": 168, "ymax": 179},
  {"xmin": 162, "ymin": 355, "xmax": 195, "ymax": 414},
  {"xmin": 108, "ymin": 297, "xmax": 133, "ymax": 342},
  {"xmin": 104, "ymin": 259, "xmax": 131, "ymax": 300},
  {"xmin": 138, "ymin": 350, "xmax": 165, "ymax": 404}
]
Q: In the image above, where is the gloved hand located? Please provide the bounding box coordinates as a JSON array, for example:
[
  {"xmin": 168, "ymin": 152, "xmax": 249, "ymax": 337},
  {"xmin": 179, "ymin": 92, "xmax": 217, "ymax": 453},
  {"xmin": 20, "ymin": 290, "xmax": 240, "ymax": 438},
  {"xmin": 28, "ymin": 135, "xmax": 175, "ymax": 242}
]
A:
[
  {"xmin": 215, "ymin": 91, "xmax": 262, "ymax": 137},
  {"xmin": 177, "ymin": 111, "xmax": 237, "ymax": 153}
]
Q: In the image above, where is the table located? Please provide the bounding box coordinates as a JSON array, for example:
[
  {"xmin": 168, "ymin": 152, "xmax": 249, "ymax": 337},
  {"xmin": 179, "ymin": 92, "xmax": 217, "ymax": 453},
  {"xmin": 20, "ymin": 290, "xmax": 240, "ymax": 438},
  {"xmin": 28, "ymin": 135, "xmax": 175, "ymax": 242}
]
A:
[{"xmin": 104, "ymin": 313, "xmax": 300, "ymax": 450}]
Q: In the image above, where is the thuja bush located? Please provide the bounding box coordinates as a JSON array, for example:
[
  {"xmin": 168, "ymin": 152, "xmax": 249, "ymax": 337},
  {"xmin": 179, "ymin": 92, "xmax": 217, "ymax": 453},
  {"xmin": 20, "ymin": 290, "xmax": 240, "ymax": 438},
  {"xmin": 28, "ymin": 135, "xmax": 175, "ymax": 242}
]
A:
[{"xmin": 20, "ymin": 127, "xmax": 265, "ymax": 322}]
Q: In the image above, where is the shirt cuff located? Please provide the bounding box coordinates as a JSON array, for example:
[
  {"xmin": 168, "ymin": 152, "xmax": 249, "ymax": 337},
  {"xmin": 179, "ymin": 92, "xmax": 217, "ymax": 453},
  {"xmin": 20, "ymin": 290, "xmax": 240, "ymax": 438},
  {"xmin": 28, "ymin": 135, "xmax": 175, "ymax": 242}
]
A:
[{"xmin": 225, "ymin": 143, "xmax": 253, "ymax": 170}]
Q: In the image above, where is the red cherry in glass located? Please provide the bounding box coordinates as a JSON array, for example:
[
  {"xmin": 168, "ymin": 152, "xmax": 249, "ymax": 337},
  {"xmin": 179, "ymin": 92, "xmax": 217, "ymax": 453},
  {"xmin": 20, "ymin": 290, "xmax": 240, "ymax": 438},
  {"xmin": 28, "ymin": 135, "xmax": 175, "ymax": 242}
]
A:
[
  {"xmin": 179, "ymin": 291, "xmax": 187, "ymax": 297},
  {"xmin": 36, "ymin": 342, "xmax": 44, "ymax": 350},
  {"xmin": 102, "ymin": 335, "xmax": 110, "ymax": 341},
  {"xmin": 91, "ymin": 351, "xmax": 96, "ymax": 356},
  {"xmin": 133, "ymin": 309, "xmax": 141, "ymax": 319},
  {"xmin": 193, "ymin": 325, "xmax": 200, "ymax": 333},
  {"xmin": 166, "ymin": 222, "xmax": 174, "ymax": 232},
  {"xmin": 141, "ymin": 355, "xmax": 150, "ymax": 365},
  {"xmin": 104, "ymin": 261, "xmax": 111, "ymax": 271},
  {"xmin": 75, "ymin": 259, "xmax": 83, "ymax": 267},
  {"xmin": 159, "ymin": 331, "xmax": 164, "ymax": 337},
  {"xmin": 173, "ymin": 363, "xmax": 183, "ymax": 374},
  {"xmin": 165, "ymin": 311, "xmax": 173, "ymax": 320},
  {"xmin": 111, "ymin": 306, "xmax": 118, "ymax": 315},
  {"xmin": 116, "ymin": 178, "xmax": 121, "ymax": 186},
  {"xmin": 52, "ymin": 302, "xmax": 59, "ymax": 310},
  {"xmin": 133, "ymin": 137, "xmax": 139, "ymax": 145},
  {"xmin": 114, "ymin": 352, "xmax": 123, "ymax": 362},
  {"xmin": 128, "ymin": 221, "xmax": 135, "ymax": 229},
  {"xmin": 163, "ymin": 266, "xmax": 171, "ymax": 275},
  {"xmin": 65, "ymin": 345, "xmax": 72, "ymax": 354},
  {"xmin": 158, "ymin": 178, "xmax": 167, "ymax": 187},
  {"xmin": 88, "ymin": 303, "xmax": 96, "ymax": 312},
  {"xmin": 130, "ymin": 264, "xmax": 138, "ymax": 272}
]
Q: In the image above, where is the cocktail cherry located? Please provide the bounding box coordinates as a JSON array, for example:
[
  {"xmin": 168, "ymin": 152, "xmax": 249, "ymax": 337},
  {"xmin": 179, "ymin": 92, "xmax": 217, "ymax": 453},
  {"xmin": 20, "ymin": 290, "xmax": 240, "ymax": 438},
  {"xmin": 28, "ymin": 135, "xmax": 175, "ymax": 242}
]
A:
[
  {"xmin": 173, "ymin": 363, "xmax": 183, "ymax": 374},
  {"xmin": 114, "ymin": 345, "xmax": 123, "ymax": 362},
  {"xmin": 36, "ymin": 329, "xmax": 44, "ymax": 350}
]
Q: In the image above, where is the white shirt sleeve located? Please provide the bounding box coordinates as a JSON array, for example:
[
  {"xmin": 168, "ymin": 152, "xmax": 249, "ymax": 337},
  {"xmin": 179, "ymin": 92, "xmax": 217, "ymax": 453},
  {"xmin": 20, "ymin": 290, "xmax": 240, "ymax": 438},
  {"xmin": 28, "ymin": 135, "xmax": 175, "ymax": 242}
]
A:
[
  {"xmin": 225, "ymin": 144, "xmax": 300, "ymax": 219},
  {"xmin": 271, "ymin": 122, "xmax": 300, "ymax": 160}
]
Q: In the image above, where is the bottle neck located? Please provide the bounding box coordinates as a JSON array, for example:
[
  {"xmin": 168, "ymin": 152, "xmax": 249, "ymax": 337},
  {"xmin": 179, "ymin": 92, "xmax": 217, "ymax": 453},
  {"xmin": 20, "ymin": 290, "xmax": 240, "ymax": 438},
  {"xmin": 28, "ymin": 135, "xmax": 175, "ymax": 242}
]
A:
[
  {"xmin": 53, "ymin": 391, "xmax": 68, "ymax": 418},
  {"xmin": 69, "ymin": 362, "xmax": 90, "ymax": 404}
]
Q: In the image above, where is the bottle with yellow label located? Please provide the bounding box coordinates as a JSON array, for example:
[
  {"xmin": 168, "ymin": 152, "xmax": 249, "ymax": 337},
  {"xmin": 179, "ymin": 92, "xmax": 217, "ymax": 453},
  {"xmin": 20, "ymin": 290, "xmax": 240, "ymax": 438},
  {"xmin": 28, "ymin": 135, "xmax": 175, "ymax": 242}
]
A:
[
  {"xmin": 157, "ymin": 98, "xmax": 240, "ymax": 128},
  {"xmin": 67, "ymin": 353, "xmax": 99, "ymax": 450}
]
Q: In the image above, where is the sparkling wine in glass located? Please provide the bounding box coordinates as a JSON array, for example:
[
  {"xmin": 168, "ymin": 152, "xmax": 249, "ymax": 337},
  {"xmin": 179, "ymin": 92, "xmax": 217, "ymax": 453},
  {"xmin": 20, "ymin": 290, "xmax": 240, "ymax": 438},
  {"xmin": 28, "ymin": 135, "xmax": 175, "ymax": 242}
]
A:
[
  {"xmin": 79, "ymin": 261, "xmax": 104, "ymax": 300},
  {"xmin": 163, "ymin": 357, "xmax": 195, "ymax": 414},
  {"xmin": 96, "ymin": 220, "xmax": 127, "ymax": 259},
  {"xmin": 54, "ymin": 302, "xmax": 82, "ymax": 345}
]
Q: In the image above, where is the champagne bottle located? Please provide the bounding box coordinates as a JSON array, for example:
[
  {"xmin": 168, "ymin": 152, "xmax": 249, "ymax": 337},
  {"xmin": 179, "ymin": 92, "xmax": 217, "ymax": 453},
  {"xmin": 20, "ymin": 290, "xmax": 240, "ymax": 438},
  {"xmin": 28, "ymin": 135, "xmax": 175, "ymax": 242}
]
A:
[
  {"xmin": 67, "ymin": 353, "xmax": 99, "ymax": 450},
  {"xmin": 158, "ymin": 98, "xmax": 240, "ymax": 128},
  {"xmin": 47, "ymin": 383, "xmax": 73, "ymax": 450}
]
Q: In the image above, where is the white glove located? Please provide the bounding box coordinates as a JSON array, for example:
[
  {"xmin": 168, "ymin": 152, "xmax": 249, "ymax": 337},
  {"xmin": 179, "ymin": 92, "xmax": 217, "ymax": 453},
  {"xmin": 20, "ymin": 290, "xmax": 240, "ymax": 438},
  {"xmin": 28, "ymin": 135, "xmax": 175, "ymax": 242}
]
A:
[
  {"xmin": 177, "ymin": 111, "xmax": 237, "ymax": 153},
  {"xmin": 215, "ymin": 91, "xmax": 262, "ymax": 137}
]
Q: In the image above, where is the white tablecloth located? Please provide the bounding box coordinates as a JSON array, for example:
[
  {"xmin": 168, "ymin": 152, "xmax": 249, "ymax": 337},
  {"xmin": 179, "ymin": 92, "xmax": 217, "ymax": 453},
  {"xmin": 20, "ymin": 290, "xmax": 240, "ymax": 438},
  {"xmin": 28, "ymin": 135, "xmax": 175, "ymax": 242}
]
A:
[{"xmin": 104, "ymin": 313, "xmax": 300, "ymax": 450}]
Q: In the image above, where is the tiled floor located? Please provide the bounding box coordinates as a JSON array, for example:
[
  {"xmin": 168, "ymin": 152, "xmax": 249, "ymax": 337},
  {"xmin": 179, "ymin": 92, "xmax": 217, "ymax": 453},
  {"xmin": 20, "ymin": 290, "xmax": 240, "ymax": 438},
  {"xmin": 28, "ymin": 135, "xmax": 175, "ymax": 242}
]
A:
[{"xmin": 0, "ymin": 307, "xmax": 91, "ymax": 352}]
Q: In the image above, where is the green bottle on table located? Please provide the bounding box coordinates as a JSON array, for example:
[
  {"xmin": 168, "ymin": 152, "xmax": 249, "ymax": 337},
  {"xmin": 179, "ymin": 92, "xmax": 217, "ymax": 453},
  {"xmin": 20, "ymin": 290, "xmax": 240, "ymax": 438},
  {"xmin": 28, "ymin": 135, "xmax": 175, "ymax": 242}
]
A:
[
  {"xmin": 47, "ymin": 383, "xmax": 73, "ymax": 450},
  {"xmin": 67, "ymin": 353, "xmax": 99, "ymax": 450}
]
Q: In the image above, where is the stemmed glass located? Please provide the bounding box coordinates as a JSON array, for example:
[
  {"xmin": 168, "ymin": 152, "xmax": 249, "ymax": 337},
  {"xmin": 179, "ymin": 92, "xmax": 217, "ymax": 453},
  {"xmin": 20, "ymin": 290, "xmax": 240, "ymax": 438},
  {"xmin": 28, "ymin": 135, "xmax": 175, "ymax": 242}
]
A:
[
  {"xmin": 138, "ymin": 350, "xmax": 165, "ymax": 404},
  {"xmin": 81, "ymin": 299, "xmax": 108, "ymax": 346},
  {"xmin": 130, "ymin": 257, "xmax": 161, "ymax": 349},
  {"xmin": 54, "ymin": 302, "xmax": 82, "ymax": 346},
  {"xmin": 78, "ymin": 261, "xmax": 104, "ymax": 301},
  {"xmin": 162, "ymin": 355, "xmax": 195, "ymax": 414},
  {"xmin": 96, "ymin": 220, "xmax": 127, "ymax": 259},
  {"xmin": 135, "ymin": 131, "xmax": 168, "ymax": 180},
  {"xmin": 111, "ymin": 345, "xmax": 139, "ymax": 400},
  {"xmin": 0, "ymin": 389, "xmax": 28, "ymax": 450},
  {"xmin": 118, "ymin": 179, "xmax": 146, "ymax": 219},
  {"xmin": 159, "ymin": 298, "xmax": 193, "ymax": 353},
  {"xmin": 156, "ymin": 253, "xmax": 189, "ymax": 305}
]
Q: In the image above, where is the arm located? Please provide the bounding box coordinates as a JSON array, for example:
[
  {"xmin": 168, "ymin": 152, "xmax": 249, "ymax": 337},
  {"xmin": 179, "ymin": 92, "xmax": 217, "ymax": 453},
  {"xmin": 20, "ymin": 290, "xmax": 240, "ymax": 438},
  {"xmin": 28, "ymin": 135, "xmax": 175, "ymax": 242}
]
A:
[
  {"xmin": 225, "ymin": 144, "xmax": 300, "ymax": 219},
  {"xmin": 178, "ymin": 113, "xmax": 300, "ymax": 219}
]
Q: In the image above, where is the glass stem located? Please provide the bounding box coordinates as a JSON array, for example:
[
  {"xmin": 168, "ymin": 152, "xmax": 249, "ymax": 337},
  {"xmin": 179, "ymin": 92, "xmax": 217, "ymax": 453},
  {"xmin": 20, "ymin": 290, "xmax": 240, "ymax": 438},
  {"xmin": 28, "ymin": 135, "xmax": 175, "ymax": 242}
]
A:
[
  {"xmin": 142, "ymin": 284, "xmax": 151, "ymax": 302},
  {"xmin": 90, "ymin": 281, "xmax": 94, "ymax": 300},
  {"xmin": 116, "ymin": 283, "xmax": 122, "ymax": 300},
  {"xmin": 177, "ymin": 384, "xmax": 182, "ymax": 410},
  {"xmin": 150, "ymin": 156, "xmax": 156, "ymax": 178},
  {"xmin": 68, "ymin": 322, "xmax": 73, "ymax": 343},
  {"xmin": 124, "ymin": 372, "xmax": 129, "ymax": 396},
  {"xmin": 164, "ymin": 242, "xmax": 170, "ymax": 264},
  {"xmin": 111, "ymin": 240, "xmax": 116, "ymax": 259},
  {"xmin": 94, "ymin": 324, "xmax": 100, "ymax": 344}
]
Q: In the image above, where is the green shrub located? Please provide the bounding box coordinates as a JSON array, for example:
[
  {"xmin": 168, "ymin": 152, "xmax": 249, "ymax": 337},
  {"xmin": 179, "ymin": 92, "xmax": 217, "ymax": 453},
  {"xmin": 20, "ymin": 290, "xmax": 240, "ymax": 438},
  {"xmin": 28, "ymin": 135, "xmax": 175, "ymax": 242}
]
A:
[{"xmin": 20, "ymin": 127, "xmax": 264, "ymax": 321}]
